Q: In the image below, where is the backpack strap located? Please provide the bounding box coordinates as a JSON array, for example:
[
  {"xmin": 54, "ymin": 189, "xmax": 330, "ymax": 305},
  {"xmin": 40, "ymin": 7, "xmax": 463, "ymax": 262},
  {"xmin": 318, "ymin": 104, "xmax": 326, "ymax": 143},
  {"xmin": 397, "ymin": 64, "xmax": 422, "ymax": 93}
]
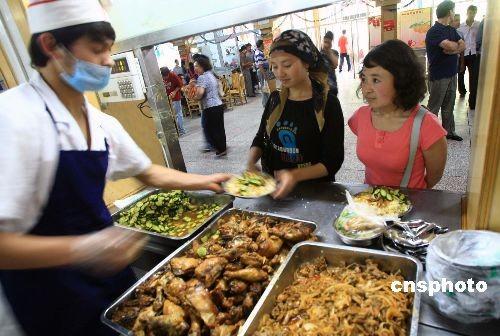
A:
[{"xmin": 400, "ymin": 106, "xmax": 427, "ymax": 188}]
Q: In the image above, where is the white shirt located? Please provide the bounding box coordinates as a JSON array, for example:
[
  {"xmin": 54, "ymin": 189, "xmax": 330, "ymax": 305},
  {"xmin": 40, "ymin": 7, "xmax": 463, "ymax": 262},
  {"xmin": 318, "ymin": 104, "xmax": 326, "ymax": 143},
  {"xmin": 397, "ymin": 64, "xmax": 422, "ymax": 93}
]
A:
[
  {"xmin": 0, "ymin": 72, "xmax": 152, "ymax": 234},
  {"xmin": 458, "ymin": 20, "xmax": 480, "ymax": 55}
]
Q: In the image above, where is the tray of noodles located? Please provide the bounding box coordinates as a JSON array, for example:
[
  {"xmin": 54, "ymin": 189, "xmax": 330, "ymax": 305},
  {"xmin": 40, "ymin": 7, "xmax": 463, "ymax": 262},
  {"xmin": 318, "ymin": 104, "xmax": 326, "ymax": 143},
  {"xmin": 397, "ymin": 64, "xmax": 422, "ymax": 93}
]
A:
[{"xmin": 240, "ymin": 241, "xmax": 422, "ymax": 336}]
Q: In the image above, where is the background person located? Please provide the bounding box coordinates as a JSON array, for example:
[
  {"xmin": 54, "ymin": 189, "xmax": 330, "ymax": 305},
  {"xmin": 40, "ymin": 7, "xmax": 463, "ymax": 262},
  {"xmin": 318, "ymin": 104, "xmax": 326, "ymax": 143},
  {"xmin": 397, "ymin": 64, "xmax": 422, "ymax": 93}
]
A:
[
  {"xmin": 338, "ymin": 29, "xmax": 351, "ymax": 72},
  {"xmin": 189, "ymin": 54, "xmax": 227, "ymax": 157},
  {"xmin": 457, "ymin": 5, "xmax": 480, "ymax": 110},
  {"xmin": 247, "ymin": 30, "xmax": 344, "ymax": 199},
  {"xmin": 425, "ymin": 0, "xmax": 465, "ymax": 141},
  {"xmin": 0, "ymin": 1, "xmax": 230, "ymax": 336},
  {"xmin": 239, "ymin": 45, "xmax": 255, "ymax": 97},
  {"xmin": 450, "ymin": 14, "xmax": 466, "ymax": 99},
  {"xmin": 349, "ymin": 40, "xmax": 447, "ymax": 189},
  {"xmin": 254, "ymin": 39, "xmax": 276, "ymax": 107},
  {"xmin": 172, "ymin": 59, "xmax": 183, "ymax": 76},
  {"xmin": 321, "ymin": 30, "xmax": 339, "ymax": 95},
  {"xmin": 161, "ymin": 67, "xmax": 186, "ymax": 135}
]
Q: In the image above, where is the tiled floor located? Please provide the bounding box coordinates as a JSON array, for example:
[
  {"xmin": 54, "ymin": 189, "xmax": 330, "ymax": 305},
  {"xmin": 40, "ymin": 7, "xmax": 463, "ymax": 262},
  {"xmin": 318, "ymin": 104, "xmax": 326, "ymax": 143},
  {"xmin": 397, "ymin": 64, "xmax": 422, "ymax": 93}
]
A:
[{"xmin": 178, "ymin": 70, "xmax": 473, "ymax": 193}]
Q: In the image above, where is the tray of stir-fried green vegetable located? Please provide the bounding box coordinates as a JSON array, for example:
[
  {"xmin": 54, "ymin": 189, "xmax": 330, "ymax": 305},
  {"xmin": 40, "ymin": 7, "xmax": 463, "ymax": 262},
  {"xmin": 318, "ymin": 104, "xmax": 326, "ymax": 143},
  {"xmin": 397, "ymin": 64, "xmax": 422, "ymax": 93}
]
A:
[{"xmin": 112, "ymin": 190, "xmax": 233, "ymax": 244}]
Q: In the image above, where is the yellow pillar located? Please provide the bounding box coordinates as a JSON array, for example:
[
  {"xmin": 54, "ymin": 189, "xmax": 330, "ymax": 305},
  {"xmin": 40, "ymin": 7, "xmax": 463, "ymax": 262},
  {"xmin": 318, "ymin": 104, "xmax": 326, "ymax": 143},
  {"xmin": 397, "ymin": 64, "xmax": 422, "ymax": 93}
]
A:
[{"xmin": 466, "ymin": 0, "xmax": 500, "ymax": 232}]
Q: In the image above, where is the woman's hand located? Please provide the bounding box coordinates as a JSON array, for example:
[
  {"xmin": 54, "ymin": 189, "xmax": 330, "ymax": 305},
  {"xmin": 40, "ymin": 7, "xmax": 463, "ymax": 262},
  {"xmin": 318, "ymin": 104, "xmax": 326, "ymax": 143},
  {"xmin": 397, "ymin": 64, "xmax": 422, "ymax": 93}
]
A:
[
  {"xmin": 246, "ymin": 162, "xmax": 261, "ymax": 173},
  {"xmin": 272, "ymin": 169, "xmax": 298, "ymax": 199}
]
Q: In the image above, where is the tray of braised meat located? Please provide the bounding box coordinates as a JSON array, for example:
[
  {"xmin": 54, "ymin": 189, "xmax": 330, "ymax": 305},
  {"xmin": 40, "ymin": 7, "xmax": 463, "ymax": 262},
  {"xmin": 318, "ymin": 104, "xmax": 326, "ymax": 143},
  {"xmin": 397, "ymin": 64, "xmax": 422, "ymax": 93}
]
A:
[{"xmin": 102, "ymin": 208, "xmax": 318, "ymax": 336}]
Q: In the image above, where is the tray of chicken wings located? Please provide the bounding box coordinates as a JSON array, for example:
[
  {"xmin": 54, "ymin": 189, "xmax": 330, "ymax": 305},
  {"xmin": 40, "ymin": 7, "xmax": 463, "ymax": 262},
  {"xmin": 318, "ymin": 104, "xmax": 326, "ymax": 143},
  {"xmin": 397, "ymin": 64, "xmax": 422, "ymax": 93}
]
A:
[{"xmin": 102, "ymin": 208, "xmax": 318, "ymax": 336}]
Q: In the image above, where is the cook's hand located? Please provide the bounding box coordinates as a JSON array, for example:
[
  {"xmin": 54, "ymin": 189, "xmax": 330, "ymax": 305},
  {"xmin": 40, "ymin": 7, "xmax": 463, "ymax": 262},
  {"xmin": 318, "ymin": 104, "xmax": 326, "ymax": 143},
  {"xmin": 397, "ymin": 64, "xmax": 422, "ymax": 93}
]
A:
[
  {"xmin": 201, "ymin": 173, "xmax": 232, "ymax": 193},
  {"xmin": 272, "ymin": 169, "xmax": 297, "ymax": 199},
  {"xmin": 169, "ymin": 92, "xmax": 176, "ymax": 99},
  {"xmin": 70, "ymin": 227, "xmax": 148, "ymax": 275}
]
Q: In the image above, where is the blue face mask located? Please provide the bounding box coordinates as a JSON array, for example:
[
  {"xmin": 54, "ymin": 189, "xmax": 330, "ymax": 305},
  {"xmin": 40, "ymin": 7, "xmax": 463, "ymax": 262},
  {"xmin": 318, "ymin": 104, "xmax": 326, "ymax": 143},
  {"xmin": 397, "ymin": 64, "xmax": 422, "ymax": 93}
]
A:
[{"xmin": 59, "ymin": 53, "xmax": 111, "ymax": 93}]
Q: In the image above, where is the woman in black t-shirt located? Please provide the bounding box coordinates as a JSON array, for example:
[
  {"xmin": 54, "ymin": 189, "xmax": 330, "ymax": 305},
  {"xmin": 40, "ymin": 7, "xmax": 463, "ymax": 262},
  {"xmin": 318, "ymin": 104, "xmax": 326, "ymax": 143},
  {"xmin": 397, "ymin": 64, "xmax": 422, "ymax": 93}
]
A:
[{"xmin": 247, "ymin": 30, "xmax": 344, "ymax": 199}]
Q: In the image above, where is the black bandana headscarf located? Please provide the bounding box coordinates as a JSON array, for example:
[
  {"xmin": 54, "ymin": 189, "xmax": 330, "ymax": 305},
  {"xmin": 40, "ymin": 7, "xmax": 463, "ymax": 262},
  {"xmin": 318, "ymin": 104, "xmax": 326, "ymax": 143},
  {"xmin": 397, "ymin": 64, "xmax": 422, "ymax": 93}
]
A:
[{"xmin": 270, "ymin": 29, "xmax": 328, "ymax": 73}]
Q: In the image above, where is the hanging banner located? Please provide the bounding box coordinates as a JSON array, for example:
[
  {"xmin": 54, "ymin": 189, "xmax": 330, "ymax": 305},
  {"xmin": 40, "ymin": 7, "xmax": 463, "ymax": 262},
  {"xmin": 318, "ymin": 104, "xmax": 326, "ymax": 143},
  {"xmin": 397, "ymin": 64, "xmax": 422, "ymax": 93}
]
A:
[
  {"xmin": 368, "ymin": 16, "xmax": 381, "ymax": 48},
  {"xmin": 399, "ymin": 7, "xmax": 432, "ymax": 49}
]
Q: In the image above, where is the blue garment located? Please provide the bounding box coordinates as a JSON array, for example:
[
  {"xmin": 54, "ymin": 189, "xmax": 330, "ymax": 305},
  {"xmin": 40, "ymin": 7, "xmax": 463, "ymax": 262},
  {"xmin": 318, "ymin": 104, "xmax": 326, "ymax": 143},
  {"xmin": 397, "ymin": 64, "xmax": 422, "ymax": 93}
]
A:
[
  {"xmin": 172, "ymin": 99, "xmax": 185, "ymax": 134},
  {"xmin": 0, "ymin": 104, "xmax": 135, "ymax": 336},
  {"xmin": 196, "ymin": 71, "xmax": 222, "ymax": 109},
  {"xmin": 321, "ymin": 49, "xmax": 339, "ymax": 95},
  {"xmin": 254, "ymin": 48, "xmax": 268, "ymax": 69},
  {"xmin": 426, "ymin": 21, "xmax": 461, "ymax": 81}
]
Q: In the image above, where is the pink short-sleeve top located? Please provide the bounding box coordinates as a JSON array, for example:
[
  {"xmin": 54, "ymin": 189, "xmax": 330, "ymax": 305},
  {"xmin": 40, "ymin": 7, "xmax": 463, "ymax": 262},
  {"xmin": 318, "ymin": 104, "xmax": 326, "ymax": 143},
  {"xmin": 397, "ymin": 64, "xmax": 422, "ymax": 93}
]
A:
[{"xmin": 348, "ymin": 105, "xmax": 447, "ymax": 189}]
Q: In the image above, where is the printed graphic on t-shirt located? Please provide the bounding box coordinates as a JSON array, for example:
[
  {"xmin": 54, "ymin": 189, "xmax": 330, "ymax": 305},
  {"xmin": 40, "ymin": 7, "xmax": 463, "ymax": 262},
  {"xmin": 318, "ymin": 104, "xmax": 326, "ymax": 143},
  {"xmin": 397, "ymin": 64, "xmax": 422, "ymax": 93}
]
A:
[
  {"xmin": 272, "ymin": 121, "xmax": 303, "ymax": 163},
  {"xmin": 164, "ymin": 80, "xmax": 172, "ymax": 91}
]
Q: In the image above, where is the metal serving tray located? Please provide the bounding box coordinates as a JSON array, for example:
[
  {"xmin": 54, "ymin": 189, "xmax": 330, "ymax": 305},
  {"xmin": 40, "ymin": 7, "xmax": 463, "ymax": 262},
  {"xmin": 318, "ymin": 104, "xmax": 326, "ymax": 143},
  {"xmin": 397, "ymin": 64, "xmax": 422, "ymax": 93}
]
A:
[
  {"xmin": 102, "ymin": 208, "xmax": 318, "ymax": 335},
  {"xmin": 111, "ymin": 190, "xmax": 234, "ymax": 245},
  {"xmin": 240, "ymin": 241, "xmax": 423, "ymax": 336}
]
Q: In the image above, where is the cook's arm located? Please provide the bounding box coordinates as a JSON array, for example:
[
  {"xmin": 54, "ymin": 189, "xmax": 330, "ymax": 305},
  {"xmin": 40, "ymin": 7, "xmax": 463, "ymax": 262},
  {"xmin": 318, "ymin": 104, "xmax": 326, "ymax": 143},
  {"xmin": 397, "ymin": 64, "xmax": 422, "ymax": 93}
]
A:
[{"xmin": 136, "ymin": 164, "xmax": 230, "ymax": 192}]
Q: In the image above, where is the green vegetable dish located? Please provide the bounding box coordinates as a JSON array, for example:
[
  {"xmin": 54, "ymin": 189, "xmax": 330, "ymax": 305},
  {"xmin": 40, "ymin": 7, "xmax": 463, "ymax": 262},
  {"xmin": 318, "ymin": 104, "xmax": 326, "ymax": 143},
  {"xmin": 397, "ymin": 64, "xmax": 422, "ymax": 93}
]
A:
[
  {"xmin": 224, "ymin": 171, "xmax": 276, "ymax": 198},
  {"xmin": 353, "ymin": 186, "xmax": 411, "ymax": 217},
  {"xmin": 116, "ymin": 191, "xmax": 221, "ymax": 238}
]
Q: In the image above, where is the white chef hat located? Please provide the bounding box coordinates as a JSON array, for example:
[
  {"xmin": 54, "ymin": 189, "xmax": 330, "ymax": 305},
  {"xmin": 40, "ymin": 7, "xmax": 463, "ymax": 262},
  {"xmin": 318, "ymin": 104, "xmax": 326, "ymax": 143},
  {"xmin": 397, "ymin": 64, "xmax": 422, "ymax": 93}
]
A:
[{"xmin": 27, "ymin": 0, "xmax": 110, "ymax": 34}]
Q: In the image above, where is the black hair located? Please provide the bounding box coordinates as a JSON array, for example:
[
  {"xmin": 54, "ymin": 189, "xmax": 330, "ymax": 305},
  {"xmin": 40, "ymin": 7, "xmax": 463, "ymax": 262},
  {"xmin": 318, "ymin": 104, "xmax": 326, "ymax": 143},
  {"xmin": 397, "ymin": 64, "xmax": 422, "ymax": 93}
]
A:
[
  {"xmin": 160, "ymin": 67, "xmax": 170, "ymax": 76},
  {"xmin": 324, "ymin": 31, "xmax": 334, "ymax": 40},
  {"xmin": 436, "ymin": 1, "xmax": 455, "ymax": 19},
  {"xmin": 239, "ymin": 45, "xmax": 246, "ymax": 52},
  {"xmin": 192, "ymin": 53, "xmax": 219, "ymax": 78},
  {"xmin": 342, "ymin": 29, "xmax": 346, "ymax": 34},
  {"xmin": 467, "ymin": 5, "xmax": 477, "ymax": 12},
  {"xmin": 362, "ymin": 39, "xmax": 426, "ymax": 110},
  {"xmin": 256, "ymin": 39, "xmax": 264, "ymax": 48},
  {"xmin": 28, "ymin": 21, "xmax": 115, "ymax": 68}
]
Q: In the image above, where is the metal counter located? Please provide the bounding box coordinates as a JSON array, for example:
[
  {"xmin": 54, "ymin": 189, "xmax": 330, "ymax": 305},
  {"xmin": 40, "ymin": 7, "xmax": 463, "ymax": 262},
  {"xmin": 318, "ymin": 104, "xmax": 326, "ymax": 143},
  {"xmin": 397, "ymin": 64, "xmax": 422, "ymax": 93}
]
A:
[{"xmin": 130, "ymin": 181, "xmax": 499, "ymax": 336}]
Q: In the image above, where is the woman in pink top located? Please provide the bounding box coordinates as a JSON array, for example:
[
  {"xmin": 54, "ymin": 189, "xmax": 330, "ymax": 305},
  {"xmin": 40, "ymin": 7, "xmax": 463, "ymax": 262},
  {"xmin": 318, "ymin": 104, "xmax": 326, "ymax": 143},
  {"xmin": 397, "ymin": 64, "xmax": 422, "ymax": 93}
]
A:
[{"xmin": 348, "ymin": 40, "xmax": 447, "ymax": 189}]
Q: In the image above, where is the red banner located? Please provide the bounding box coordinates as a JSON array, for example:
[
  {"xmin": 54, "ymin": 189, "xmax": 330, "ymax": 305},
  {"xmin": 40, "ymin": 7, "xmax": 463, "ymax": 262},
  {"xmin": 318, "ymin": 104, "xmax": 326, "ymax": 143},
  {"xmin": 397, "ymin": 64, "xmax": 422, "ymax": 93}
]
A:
[{"xmin": 383, "ymin": 19, "xmax": 395, "ymax": 32}]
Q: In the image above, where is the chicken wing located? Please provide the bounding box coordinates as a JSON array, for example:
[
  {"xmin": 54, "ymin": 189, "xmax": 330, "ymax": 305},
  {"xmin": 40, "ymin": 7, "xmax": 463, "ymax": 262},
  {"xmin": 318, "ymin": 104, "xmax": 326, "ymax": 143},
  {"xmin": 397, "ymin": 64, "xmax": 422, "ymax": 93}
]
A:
[
  {"xmin": 224, "ymin": 268, "xmax": 268, "ymax": 282},
  {"xmin": 186, "ymin": 312, "xmax": 202, "ymax": 336},
  {"xmin": 229, "ymin": 279, "xmax": 248, "ymax": 294},
  {"xmin": 210, "ymin": 323, "xmax": 239, "ymax": 336},
  {"xmin": 185, "ymin": 279, "xmax": 219, "ymax": 328},
  {"xmin": 131, "ymin": 306, "xmax": 155, "ymax": 335},
  {"xmin": 257, "ymin": 233, "xmax": 283, "ymax": 258},
  {"xmin": 144, "ymin": 299, "xmax": 189, "ymax": 335},
  {"xmin": 268, "ymin": 221, "xmax": 313, "ymax": 242},
  {"xmin": 164, "ymin": 276, "xmax": 187, "ymax": 304},
  {"xmin": 170, "ymin": 257, "xmax": 201, "ymax": 276},
  {"xmin": 240, "ymin": 252, "xmax": 267, "ymax": 267},
  {"xmin": 194, "ymin": 257, "xmax": 228, "ymax": 288}
]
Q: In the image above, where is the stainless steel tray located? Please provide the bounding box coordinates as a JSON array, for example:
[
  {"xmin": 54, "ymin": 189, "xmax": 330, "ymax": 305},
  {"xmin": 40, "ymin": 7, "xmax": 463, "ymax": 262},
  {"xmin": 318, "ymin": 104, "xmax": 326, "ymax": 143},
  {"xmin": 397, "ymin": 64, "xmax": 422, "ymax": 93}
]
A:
[
  {"xmin": 102, "ymin": 208, "xmax": 318, "ymax": 335},
  {"xmin": 240, "ymin": 241, "xmax": 423, "ymax": 336},
  {"xmin": 111, "ymin": 190, "xmax": 234, "ymax": 244}
]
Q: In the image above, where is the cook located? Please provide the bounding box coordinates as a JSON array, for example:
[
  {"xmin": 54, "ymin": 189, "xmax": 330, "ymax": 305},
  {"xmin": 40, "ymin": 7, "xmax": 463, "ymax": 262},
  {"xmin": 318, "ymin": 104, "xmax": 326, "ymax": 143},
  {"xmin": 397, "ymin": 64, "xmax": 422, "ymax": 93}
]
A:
[{"xmin": 0, "ymin": 1, "xmax": 229, "ymax": 335}]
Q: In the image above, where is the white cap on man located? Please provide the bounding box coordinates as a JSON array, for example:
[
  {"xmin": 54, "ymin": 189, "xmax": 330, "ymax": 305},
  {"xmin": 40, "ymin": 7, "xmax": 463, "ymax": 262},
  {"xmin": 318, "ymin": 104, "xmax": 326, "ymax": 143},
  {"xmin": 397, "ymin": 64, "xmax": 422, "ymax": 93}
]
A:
[{"xmin": 27, "ymin": 0, "xmax": 110, "ymax": 34}]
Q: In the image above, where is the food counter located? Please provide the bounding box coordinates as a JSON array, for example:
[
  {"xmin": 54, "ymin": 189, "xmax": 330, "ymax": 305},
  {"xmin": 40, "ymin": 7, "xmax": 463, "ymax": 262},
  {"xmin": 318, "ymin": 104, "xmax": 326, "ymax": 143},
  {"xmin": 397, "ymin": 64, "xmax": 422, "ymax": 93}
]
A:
[{"xmin": 126, "ymin": 181, "xmax": 499, "ymax": 336}]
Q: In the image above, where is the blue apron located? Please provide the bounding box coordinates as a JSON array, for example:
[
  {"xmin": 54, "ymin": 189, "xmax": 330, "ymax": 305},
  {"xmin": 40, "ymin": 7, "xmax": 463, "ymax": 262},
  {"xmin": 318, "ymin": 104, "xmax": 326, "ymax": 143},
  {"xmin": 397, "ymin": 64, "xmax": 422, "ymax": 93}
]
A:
[{"xmin": 0, "ymin": 103, "xmax": 136, "ymax": 336}]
